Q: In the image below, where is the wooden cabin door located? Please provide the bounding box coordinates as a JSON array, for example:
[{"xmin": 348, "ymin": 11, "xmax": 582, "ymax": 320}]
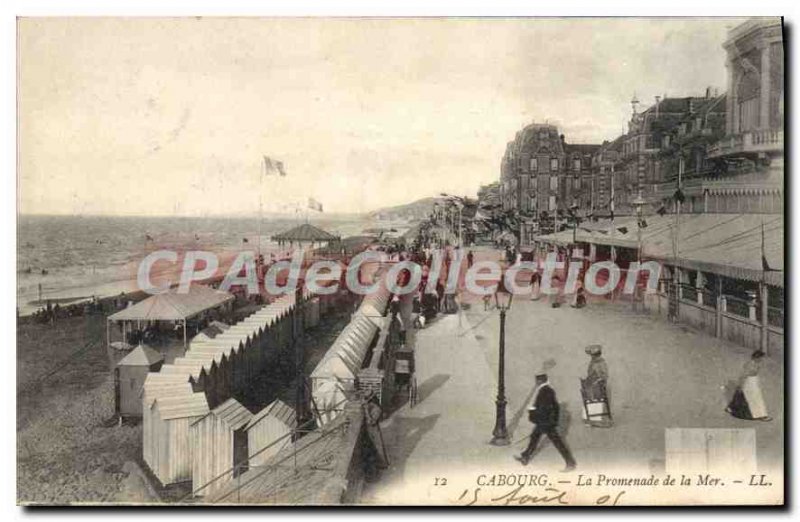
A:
[{"xmin": 233, "ymin": 428, "xmax": 249, "ymax": 477}]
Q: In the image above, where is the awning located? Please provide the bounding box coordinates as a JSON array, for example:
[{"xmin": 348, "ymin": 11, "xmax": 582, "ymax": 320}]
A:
[
  {"xmin": 108, "ymin": 285, "xmax": 234, "ymax": 322},
  {"xmin": 534, "ymin": 213, "xmax": 784, "ymax": 287}
]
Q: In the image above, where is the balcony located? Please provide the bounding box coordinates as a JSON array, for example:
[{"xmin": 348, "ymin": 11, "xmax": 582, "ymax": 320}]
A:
[{"xmin": 707, "ymin": 128, "xmax": 784, "ymax": 158}]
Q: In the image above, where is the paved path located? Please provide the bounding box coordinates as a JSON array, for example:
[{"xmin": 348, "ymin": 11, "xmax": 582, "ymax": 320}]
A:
[{"xmin": 362, "ymin": 247, "xmax": 783, "ymax": 506}]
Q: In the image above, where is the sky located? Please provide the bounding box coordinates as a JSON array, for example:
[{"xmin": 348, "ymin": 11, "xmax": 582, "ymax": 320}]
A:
[{"xmin": 17, "ymin": 17, "xmax": 748, "ymax": 216}]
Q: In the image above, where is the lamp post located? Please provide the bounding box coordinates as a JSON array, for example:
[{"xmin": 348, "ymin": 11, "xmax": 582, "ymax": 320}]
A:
[
  {"xmin": 441, "ymin": 193, "xmax": 466, "ymax": 247},
  {"xmin": 569, "ymin": 202, "xmax": 580, "ymax": 253},
  {"xmin": 631, "ymin": 191, "xmax": 647, "ymax": 311},
  {"xmin": 490, "ymin": 277, "xmax": 513, "ymax": 446}
]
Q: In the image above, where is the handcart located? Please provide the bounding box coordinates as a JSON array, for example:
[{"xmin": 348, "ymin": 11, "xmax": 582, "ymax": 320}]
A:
[
  {"xmin": 579, "ymin": 378, "xmax": 613, "ymax": 428},
  {"xmin": 394, "ymin": 348, "xmax": 418, "ymax": 407}
]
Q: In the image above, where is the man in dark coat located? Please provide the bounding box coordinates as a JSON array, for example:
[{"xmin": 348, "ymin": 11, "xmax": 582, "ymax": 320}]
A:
[{"xmin": 515, "ymin": 373, "xmax": 577, "ymax": 470}]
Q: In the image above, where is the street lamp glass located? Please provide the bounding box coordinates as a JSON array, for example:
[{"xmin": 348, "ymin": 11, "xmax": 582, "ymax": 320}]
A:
[
  {"xmin": 495, "ymin": 279, "xmax": 513, "ymax": 311},
  {"xmin": 632, "ymin": 194, "xmax": 646, "ymax": 216}
]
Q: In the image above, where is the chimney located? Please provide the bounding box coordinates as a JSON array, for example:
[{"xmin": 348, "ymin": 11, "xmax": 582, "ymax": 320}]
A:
[
  {"xmin": 655, "ymin": 95, "xmax": 661, "ymax": 118},
  {"xmin": 706, "ymin": 86, "xmax": 711, "ymax": 99}
]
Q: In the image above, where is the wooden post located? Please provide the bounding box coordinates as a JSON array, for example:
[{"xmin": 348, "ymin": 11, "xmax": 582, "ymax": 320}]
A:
[
  {"xmin": 183, "ymin": 320, "xmax": 187, "ymax": 350},
  {"xmin": 716, "ymin": 277, "xmax": 723, "ymax": 338},
  {"xmin": 106, "ymin": 319, "xmax": 111, "ymax": 350},
  {"xmin": 696, "ymin": 271, "xmax": 704, "ymax": 306},
  {"xmin": 760, "ymin": 282, "xmax": 769, "ymax": 354}
]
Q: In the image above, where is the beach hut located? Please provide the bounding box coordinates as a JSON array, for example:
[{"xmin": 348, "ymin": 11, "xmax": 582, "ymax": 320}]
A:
[
  {"xmin": 191, "ymin": 321, "xmax": 230, "ymax": 345},
  {"xmin": 191, "ymin": 398, "xmax": 253, "ymax": 497},
  {"xmin": 310, "ymin": 315, "xmax": 378, "ymax": 425},
  {"xmin": 304, "ymin": 296, "xmax": 321, "ymax": 328},
  {"xmin": 115, "ymin": 344, "xmax": 164, "ymax": 419},
  {"xmin": 246, "ymin": 400, "xmax": 296, "ymax": 468},
  {"xmin": 144, "ymin": 392, "xmax": 210, "ymax": 486}
]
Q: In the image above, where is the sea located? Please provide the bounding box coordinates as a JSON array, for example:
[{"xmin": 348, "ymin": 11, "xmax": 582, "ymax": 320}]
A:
[{"xmin": 17, "ymin": 214, "xmax": 406, "ymax": 315}]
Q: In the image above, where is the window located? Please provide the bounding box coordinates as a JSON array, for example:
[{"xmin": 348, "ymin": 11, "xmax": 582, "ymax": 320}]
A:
[
  {"xmin": 550, "ymin": 158, "xmax": 559, "ymax": 171},
  {"xmin": 530, "ymin": 157, "xmax": 538, "ymax": 171},
  {"xmin": 573, "ymin": 158, "xmax": 581, "ymax": 171},
  {"xmin": 574, "ymin": 177, "xmax": 581, "ymax": 190},
  {"xmin": 549, "ymin": 176, "xmax": 558, "ymax": 191},
  {"xmin": 738, "ymin": 98, "xmax": 759, "ymax": 132}
]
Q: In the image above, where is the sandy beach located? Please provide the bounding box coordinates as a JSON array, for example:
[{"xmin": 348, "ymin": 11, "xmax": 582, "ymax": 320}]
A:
[{"xmin": 17, "ymin": 313, "xmax": 145, "ymax": 504}]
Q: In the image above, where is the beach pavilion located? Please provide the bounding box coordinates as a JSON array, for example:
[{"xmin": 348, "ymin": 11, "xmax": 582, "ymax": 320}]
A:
[
  {"xmin": 271, "ymin": 223, "xmax": 340, "ymax": 250},
  {"xmin": 107, "ymin": 285, "xmax": 235, "ymax": 350}
]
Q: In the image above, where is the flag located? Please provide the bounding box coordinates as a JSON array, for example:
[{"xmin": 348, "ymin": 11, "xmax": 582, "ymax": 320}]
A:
[
  {"xmin": 145, "ymin": 234, "xmax": 154, "ymax": 242},
  {"xmin": 308, "ymin": 197, "xmax": 323, "ymax": 212},
  {"xmin": 616, "ymin": 227, "xmax": 628, "ymax": 235},
  {"xmin": 263, "ymin": 156, "xmax": 286, "ymax": 177},
  {"xmin": 656, "ymin": 205, "xmax": 667, "ymax": 216},
  {"xmin": 242, "ymin": 237, "xmax": 249, "ymax": 243}
]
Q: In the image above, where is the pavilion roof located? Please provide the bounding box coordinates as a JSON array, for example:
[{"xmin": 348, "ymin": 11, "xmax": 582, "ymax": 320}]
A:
[{"xmin": 271, "ymin": 223, "xmax": 339, "ymax": 242}]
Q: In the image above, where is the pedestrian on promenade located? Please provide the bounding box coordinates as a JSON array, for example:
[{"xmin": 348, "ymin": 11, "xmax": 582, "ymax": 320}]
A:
[
  {"xmin": 530, "ymin": 271, "xmax": 541, "ymax": 301},
  {"xmin": 726, "ymin": 350, "xmax": 772, "ymax": 421},
  {"xmin": 435, "ymin": 279, "xmax": 445, "ymax": 312},
  {"xmin": 581, "ymin": 344, "xmax": 613, "ymax": 427},
  {"xmin": 571, "ymin": 281, "xmax": 587, "ymax": 308},
  {"xmin": 516, "ymin": 373, "xmax": 577, "ymax": 471},
  {"xmin": 467, "ymin": 250, "xmax": 474, "ymax": 269}
]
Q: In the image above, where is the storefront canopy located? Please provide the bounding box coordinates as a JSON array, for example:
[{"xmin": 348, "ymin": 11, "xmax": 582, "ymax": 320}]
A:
[{"xmin": 534, "ymin": 213, "xmax": 783, "ymax": 287}]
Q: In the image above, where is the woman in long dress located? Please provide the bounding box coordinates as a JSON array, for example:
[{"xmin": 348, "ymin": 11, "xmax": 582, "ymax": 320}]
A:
[
  {"xmin": 581, "ymin": 344, "xmax": 613, "ymax": 427},
  {"xmin": 726, "ymin": 350, "xmax": 771, "ymax": 421}
]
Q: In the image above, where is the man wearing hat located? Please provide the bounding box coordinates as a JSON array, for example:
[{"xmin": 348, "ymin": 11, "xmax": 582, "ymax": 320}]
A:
[{"xmin": 515, "ymin": 373, "xmax": 577, "ymax": 471}]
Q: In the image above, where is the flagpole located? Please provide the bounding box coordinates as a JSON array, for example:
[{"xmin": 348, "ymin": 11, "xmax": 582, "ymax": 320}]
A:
[{"xmin": 258, "ymin": 158, "xmax": 263, "ymax": 257}]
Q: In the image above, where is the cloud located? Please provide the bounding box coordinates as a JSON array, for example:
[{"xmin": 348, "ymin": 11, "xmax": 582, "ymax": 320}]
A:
[{"xmin": 17, "ymin": 17, "xmax": 744, "ymax": 216}]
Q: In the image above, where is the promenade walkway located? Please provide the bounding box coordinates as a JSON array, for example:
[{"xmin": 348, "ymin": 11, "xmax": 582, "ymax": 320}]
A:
[{"xmin": 362, "ymin": 248, "xmax": 783, "ymax": 506}]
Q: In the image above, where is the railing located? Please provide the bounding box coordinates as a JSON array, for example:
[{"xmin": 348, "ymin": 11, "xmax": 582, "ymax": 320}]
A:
[
  {"xmin": 707, "ymin": 128, "xmax": 783, "ymax": 158},
  {"xmin": 680, "ymin": 284, "xmax": 698, "ymax": 304},
  {"xmin": 768, "ymin": 306, "xmax": 784, "ymax": 329},
  {"xmin": 183, "ymin": 396, "xmax": 353, "ymax": 503},
  {"xmin": 724, "ymin": 295, "xmax": 751, "ymax": 319},
  {"xmin": 698, "ymin": 288, "xmax": 717, "ymax": 310}
]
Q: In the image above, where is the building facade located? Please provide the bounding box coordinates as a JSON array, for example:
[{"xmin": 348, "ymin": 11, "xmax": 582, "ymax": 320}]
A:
[
  {"xmin": 703, "ymin": 17, "xmax": 784, "ymax": 214},
  {"xmin": 500, "ymin": 123, "xmax": 599, "ymax": 241}
]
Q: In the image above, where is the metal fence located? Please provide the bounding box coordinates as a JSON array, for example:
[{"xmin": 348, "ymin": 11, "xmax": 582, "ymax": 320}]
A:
[
  {"xmin": 724, "ymin": 295, "xmax": 751, "ymax": 319},
  {"xmin": 768, "ymin": 306, "xmax": 784, "ymax": 329}
]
